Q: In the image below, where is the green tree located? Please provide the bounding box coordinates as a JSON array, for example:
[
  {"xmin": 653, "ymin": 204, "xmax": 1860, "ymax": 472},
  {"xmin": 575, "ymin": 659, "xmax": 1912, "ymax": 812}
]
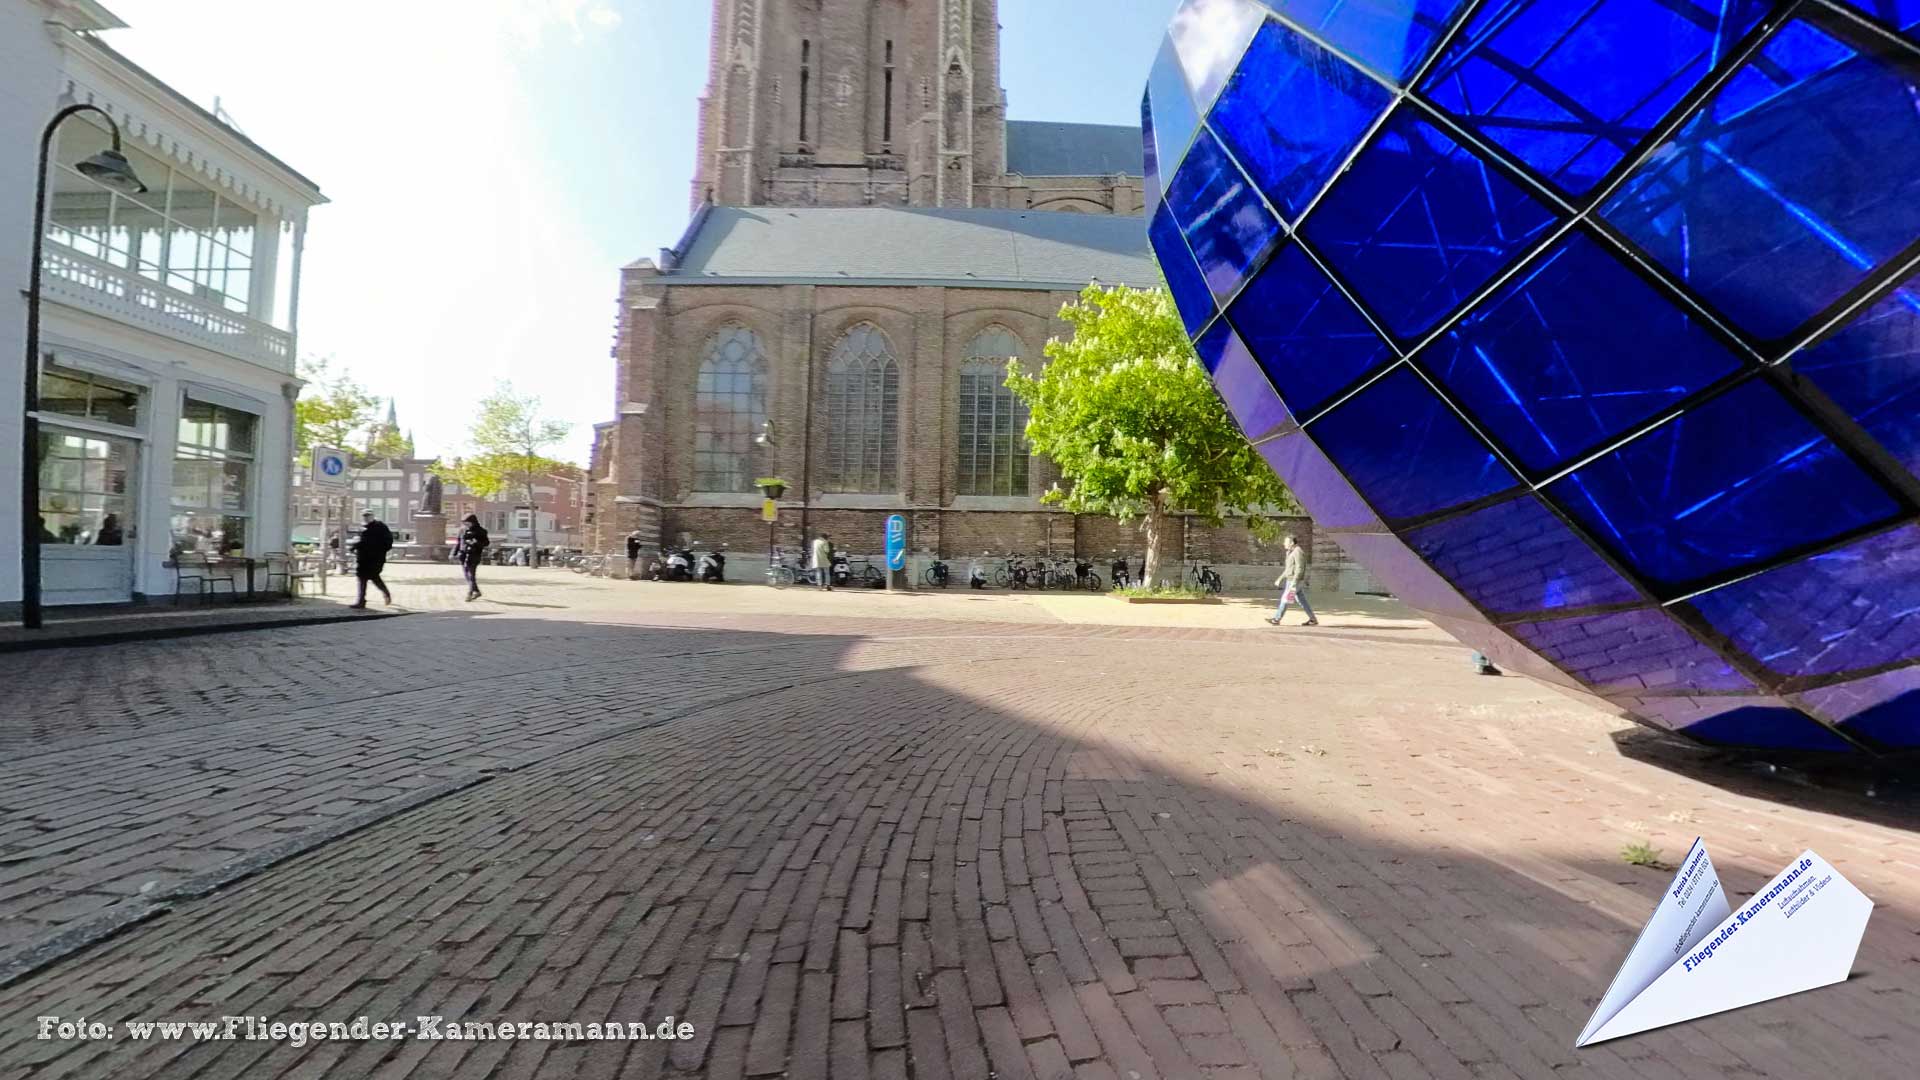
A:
[
  {"xmin": 294, "ymin": 357, "xmax": 378, "ymax": 465},
  {"xmin": 436, "ymin": 383, "xmax": 574, "ymax": 557},
  {"xmin": 1007, "ymin": 284, "xmax": 1293, "ymax": 587}
]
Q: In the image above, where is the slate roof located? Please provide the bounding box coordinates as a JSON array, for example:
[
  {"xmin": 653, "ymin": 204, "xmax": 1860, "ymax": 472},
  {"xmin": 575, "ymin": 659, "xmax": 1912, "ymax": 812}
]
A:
[
  {"xmin": 664, "ymin": 206, "xmax": 1156, "ymax": 290},
  {"xmin": 1005, "ymin": 120, "xmax": 1144, "ymax": 177}
]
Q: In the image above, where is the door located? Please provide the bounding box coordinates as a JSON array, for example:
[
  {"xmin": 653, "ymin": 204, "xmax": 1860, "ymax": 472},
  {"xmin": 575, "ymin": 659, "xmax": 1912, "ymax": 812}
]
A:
[{"xmin": 38, "ymin": 427, "xmax": 138, "ymax": 605}]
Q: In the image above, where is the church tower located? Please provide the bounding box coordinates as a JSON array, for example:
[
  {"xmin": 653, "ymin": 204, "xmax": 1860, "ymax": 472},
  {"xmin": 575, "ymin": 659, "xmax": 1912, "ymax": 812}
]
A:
[{"xmin": 691, "ymin": 0, "xmax": 1008, "ymax": 211}]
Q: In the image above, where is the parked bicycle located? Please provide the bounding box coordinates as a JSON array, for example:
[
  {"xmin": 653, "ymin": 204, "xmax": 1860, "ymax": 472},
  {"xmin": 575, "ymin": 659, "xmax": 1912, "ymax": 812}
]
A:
[
  {"xmin": 923, "ymin": 557, "xmax": 951, "ymax": 588},
  {"xmin": 1189, "ymin": 558, "xmax": 1223, "ymax": 595}
]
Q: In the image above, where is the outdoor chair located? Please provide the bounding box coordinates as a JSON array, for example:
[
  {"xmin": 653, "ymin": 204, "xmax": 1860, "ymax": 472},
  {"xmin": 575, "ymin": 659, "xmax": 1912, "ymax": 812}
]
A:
[
  {"xmin": 260, "ymin": 552, "xmax": 292, "ymax": 596},
  {"xmin": 172, "ymin": 553, "xmax": 235, "ymax": 605}
]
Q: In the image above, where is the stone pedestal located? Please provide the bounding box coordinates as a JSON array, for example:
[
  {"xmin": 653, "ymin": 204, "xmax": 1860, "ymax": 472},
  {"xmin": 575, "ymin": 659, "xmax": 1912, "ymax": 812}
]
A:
[{"xmin": 411, "ymin": 514, "xmax": 450, "ymax": 560}]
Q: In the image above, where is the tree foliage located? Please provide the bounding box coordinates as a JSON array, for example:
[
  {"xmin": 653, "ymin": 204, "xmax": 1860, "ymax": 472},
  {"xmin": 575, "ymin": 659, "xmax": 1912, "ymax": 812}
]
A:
[
  {"xmin": 435, "ymin": 383, "xmax": 574, "ymax": 552},
  {"xmin": 1007, "ymin": 284, "xmax": 1293, "ymax": 585},
  {"xmin": 293, "ymin": 357, "xmax": 379, "ymax": 465}
]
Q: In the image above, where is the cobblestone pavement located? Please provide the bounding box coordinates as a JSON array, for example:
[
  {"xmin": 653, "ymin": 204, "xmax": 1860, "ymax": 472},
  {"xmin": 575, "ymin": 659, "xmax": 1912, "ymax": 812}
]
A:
[{"xmin": 0, "ymin": 569, "xmax": 1916, "ymax": 1078}]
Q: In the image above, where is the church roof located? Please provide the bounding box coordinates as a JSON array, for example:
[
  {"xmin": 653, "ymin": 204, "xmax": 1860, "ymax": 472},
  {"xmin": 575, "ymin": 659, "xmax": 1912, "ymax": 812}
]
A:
[
  {"xmin": 665, "ymin": 207, "xmax": 1156, "ymax": 291},
  {"xmin": 1005, "ymin": 121, "xmax": 1144, "ymax": 177}
]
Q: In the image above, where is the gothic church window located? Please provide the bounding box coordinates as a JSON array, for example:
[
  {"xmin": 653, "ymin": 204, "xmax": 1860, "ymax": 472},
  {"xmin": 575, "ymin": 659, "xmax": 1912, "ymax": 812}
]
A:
[
  {"xmin": 957, "ymin": 328, "xmax": 1031, "ymax": 497},
  {"xmin": 693, "ymin": 326, "xmax": 769, "ymax": 493},
  {"xmin": 883, "ymin": 41, "xmax": 895, "ymax": 145},
  {"xmin": 799, "ymin": 40, "xmax": 812, "ymax": 144},
  {"xmin": 825, "ymin": 323, "xmax": 900, "ymax": 493}
]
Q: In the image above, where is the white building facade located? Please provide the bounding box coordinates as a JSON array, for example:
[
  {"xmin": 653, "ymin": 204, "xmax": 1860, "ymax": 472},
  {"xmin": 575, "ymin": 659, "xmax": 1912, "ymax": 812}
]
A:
[{"xmin": 2, "ymin": 1, "xmax": 324, "ymax": 610}]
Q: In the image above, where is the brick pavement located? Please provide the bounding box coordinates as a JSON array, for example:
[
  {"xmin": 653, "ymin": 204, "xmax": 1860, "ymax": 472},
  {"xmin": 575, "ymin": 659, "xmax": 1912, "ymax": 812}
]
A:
[{"xmin": 0, "ymin": 578, "xmax": 1915, "ymax": 1077}]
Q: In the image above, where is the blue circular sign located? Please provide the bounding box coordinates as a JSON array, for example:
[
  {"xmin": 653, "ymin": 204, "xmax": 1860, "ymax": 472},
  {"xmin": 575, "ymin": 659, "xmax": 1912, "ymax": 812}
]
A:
[{"xmin": 320, "ymin": 455, "xmax": 345, "ymax": 476}]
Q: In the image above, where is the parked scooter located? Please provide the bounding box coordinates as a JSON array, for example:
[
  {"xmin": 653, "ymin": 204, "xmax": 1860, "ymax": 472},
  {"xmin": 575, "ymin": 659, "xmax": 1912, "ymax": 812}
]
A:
[
  {"xmin": 830, "ymin": 550, "xmax": 853, "ymax": 588},
  {"xmin": 969, "ymin": 552, "xmax": 988, "ymax": 589},
  {"xmin": 699, "ymin": 544, "xmax": 728, "ymax": 583},
  {"xmin": 651, "ymin": 544, "xmax": 695, "ymax": 582}
]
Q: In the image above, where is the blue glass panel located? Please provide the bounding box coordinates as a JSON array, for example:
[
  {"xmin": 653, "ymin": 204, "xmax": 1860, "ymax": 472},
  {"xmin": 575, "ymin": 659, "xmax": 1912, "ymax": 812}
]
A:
[
  {"xmin": 1601, "ymin": 20, "xmax": 1920, "ymax": 340},
  {"xmin": 1169, "ymin": 0, "xmax": 1270, "ymax": 110},
  {"xmin": 1209, "ymin": 18, "xmax": 1393, "ymax": 222},
  {"xmin": 1258, "ymin": 432, "xmax": 1383, "ymax": 530},
  {"xmin": 1836, "ymin": 0, "xmax": 1920, "ymax": 40},
  {"xmin": 1301, "ymin": 108, "xmax": 1559, "ymax": 340},
  {"xmin": 1422, "ymin": 231, "xmax": 1744, "ymax": 471},
  {"xmin": 1619, "ymin": 695, "xmax": 1854, "ymax": 751},
  {"xmin": 1165, "ymin": 127, "xmax": 1282, "ymax": 302},
  {"xmin": 1795, "ymin": 666, "xmax": 1920, "ymax": 747},
  {"xmin": 1199, "ymin": 321, "xmax": 1294, "ymax": 440},
  {"xmin": 1508, "ymin": 609, "xmax": 1752, "ymax": 692},
  {"xmin": 1149, "ymin": 204, "xmax": 1215, "ymax": 337},
  {"xmin": 1420, "ymin": 0, "xmax": 1771, "ymax": 197},
  {"xmin": 1791, "ymin": 272, "xmax": 1920, "ymax": 483},
  {"xmin": 1688, "ymin": 523, "xmax": 1920, "ymax": 678},
  {"xmin": 1308, "ymin": 365, "xmax": 1517, "ymax": 520},
  {"xmin": 1544, "ymin": 379, "xmax": 1903, "ymax": 591},
  {"xmin": 1143, "ymin": 89, "xmax": 1163, "ymax": 217},
  {"xmin": 1228, "ymin": 244, "xmax": 1394, "ymax": 417},
  {"xmin": 1404, "ymin": 495, "xmax": 1640, "ymax": 616},
  {"xmin": 1148, "ymin": 36, "xmax": 1203, "ymax": 179},
  {"xmin": 1272, "ymin": 0, "xmax": 1476, "ymax": 84}
]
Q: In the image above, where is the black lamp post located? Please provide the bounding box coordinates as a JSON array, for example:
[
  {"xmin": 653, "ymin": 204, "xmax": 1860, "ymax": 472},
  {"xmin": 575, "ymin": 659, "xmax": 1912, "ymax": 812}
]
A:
[{"xmin": 19, "ymin": 105, "xmax": 148, "ymax": 629}]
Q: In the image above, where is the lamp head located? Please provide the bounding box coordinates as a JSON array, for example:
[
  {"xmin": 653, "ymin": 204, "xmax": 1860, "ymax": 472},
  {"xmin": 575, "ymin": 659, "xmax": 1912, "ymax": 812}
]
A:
[{"xmin": 76, "ymin": 148, "xmax": 147, "ymax": 195}]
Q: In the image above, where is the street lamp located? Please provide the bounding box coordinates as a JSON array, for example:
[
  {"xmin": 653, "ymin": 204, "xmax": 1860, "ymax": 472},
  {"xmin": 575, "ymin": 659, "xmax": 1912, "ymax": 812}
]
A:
[
  {"xmin": 19, "ymin": 105, "xmax": 148, "ymax": 629},
  {"xmin": 755, "ymin": 422, "xmax": 785, "ymax": 580}
]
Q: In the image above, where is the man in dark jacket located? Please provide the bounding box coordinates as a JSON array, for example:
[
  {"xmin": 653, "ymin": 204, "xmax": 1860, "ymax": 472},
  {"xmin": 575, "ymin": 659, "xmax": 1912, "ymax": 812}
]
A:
[
  {"xmin": 351, "ymin": 510, "xmax": 395, "ymax": 609},
  {"xmin": 455, "ymin": 514, "xmax": 490, "ymax": 601}
]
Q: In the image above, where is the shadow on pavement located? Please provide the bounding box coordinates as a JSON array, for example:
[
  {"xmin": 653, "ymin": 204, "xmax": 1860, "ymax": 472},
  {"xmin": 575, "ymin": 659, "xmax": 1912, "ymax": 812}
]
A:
[{"xmin": 0, "ymin": 613, "xmax": 1912, "ymax": 1079}]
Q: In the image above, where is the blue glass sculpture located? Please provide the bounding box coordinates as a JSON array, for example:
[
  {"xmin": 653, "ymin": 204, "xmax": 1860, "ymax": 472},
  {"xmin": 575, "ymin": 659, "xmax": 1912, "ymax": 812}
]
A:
[{"xmin": 1145, "ymin": 0, "xmax": 1920, "ymax": 756}]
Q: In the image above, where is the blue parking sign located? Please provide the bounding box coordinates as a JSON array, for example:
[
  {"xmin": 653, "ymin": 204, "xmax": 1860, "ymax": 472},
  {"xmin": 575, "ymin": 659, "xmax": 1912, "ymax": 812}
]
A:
[{"xmin": 885, "ymin": 515, "xmax": 906, "ymax": 572}]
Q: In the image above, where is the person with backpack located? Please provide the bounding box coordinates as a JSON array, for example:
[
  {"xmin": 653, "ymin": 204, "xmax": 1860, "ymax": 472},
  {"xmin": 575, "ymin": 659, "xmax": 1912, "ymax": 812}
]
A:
[
  {"xmin": 350, "ymin": 510, "xmax": 395, "ymax": 609},
  {"xmin": 455, "ymin": 514, "xmax": 490, "ymax": 601}
]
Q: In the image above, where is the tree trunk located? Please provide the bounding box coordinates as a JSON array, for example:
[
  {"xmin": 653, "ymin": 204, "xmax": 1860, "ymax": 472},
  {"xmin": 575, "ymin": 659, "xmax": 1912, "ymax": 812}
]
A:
[{"xmin": 1141, "ymin": 496, "xmax": 1171, "ymax": 588}]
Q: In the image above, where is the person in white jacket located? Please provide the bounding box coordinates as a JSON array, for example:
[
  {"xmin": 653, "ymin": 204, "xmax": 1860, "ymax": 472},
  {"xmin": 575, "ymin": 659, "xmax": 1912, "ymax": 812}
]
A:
[{"xmin": 1267, "ymin": 534, "xmax": 1318, "ymax": 626}]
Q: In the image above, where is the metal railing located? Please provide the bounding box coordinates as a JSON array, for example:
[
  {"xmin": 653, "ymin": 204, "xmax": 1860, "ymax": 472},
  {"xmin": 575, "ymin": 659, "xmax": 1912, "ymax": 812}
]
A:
[{"xmin": 40, "ymin": 245, "xmax": 294, "ymax": 370}]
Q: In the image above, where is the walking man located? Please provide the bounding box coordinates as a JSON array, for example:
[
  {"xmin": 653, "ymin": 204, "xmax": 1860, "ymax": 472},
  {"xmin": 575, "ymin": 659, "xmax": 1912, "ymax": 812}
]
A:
[
  {"xmin": 350, "ymin": 509, "xmax": 394, "ymax": 609},
  {"xmin": 455, "ymin": 513, "xmax": 490, "ymax": 601},
  {"xmin": 626, "ymin": 529, "xmax": 645, "ymax": 579},
  {"xmin": 1267, "ymin": 534, "xmax": 1318, "ymax": 626},
  {"xmin": 811, "ymin": 533, "xmax": 834, "ymax": 591}
]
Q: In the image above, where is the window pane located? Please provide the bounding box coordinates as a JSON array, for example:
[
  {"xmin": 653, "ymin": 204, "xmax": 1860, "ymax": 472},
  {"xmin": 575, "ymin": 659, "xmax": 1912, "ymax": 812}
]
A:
[
  {"xmin": 1275, "ymin": 0, "xmax": 1476, "ymax": 85},
  {"xmin": 1507, "ymin": 608, "xmax": 1751, "ymax": 693},
  {"xmin": 1308, "ymin": 365, "xmax": 1518, "ymax": 521},
  {"xmin": 1228, "ymin": 242, "xmax": 1392, "ymax": 417},
  {"xmin": 692, "ymin": 326, "xmax": 768, "ymax": 492},
  {"xmin": 1600, "ymin": 19, "xmax": 1920, "ymax": 339},
  {"xmin": 1790, "ymin": 272, "xmax": 1920, "ymax": 483},
  {"xmin": 1209, "ymin": 17, "xmax": 1392, "ymax": 222},
  {"xmin": 1403, "ymin": 494, "xmax": 1639, "ymax": 616},
  {"xmin": 1164, "ymin": 126, "xmax": 1279, "ymax": 302},
  {"xmin": 1422, "ymin": 231, "xmax": 1745, "ymax": 472},
  {"xmin": 1150, "ymin": 203, "xmax": 1216, "ymax": 336},
  {"xmin": 1421, "ymin": 0, "xmax": 1771, "ymax": 196},
  {"xmin": 1303, "ymin": 107, "xmax": 1559, "ymax": 340},
  {"xmin": 38, "ymin": 370, "xmax": 92, "ymax": 419},
  {"xmin": 1543, "ymin": 378, "xmax": 1902, "ymax": 592}
]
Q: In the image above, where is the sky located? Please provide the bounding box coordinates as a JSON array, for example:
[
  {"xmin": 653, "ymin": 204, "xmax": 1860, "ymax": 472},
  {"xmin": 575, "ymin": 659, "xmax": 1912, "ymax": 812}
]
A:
[{"xmin": 101, "ymin": 0, "xmax": 1178, "ymax": 464}]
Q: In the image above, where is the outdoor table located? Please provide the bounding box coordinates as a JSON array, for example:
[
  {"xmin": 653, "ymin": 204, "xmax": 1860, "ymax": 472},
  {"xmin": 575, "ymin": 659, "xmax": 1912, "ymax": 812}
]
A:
[{"xmin": 211, "ymin": 556, "xmax": 258, "ymax": 601}]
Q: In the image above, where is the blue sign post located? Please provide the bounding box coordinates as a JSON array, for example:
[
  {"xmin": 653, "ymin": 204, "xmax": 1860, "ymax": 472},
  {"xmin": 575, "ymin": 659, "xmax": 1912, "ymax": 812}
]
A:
[{"xmin": 885, "ymin": 515, "xmax": 907, "ymax": 583}]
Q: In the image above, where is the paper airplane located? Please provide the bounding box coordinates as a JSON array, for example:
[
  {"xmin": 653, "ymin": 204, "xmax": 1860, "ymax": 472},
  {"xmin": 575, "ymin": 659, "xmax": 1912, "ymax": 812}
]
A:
[{"xmin": 1576, "ymin": 839, "xmax": 1872, "ymax": 1046}]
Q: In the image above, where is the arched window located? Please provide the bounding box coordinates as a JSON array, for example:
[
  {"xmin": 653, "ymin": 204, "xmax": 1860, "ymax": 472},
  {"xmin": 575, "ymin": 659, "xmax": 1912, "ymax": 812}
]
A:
[
  {"xmin": 957, "ymin": 327, "xmax": 1031, "ymax": 497},
  {"xmin": 825, "ymin": 323, "xmax": 899, "ymax": 493},
  {"xmin": 693, "ymin": 326, "xmax": 768, "ymax": 493}
]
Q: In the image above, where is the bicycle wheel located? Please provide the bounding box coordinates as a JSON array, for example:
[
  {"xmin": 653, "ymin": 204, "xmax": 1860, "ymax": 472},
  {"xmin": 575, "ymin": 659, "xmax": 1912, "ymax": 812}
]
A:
[
  {"xmin": 993, "ymin": 567, "xmax": 1010, "ymax": 587},
  {"xmin": 1085, "ymin": 572, "xmax": 1103, "ymax": 592},
  {"xmin": 769, "ymin": 566, "xmax": 796, "ymax": 588},
  {"xmin": 863, "ymin": 566, "xmax": 885, "ymax": 587}
]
